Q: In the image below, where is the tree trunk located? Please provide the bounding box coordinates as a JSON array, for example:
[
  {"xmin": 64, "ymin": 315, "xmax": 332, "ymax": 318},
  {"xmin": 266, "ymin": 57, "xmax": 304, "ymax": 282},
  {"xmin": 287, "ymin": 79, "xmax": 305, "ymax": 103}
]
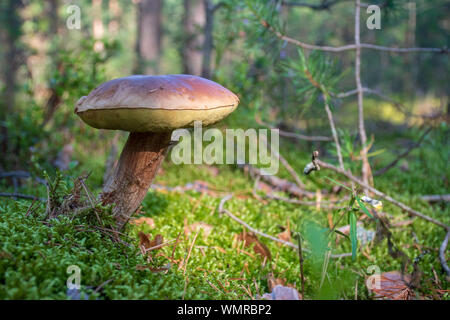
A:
[
  {"xmin": 101, "ymin": 132, "xmax": 171, "ymax": 230},
  {"xmin": 135, "ymin": 0, "xmax": 163, "ymax": 74},
  {"xmin": 182, "ymin": 0, "xmax": 205, "ymax": 76},
  {"xmin": 0, "ymin": 0, "xmax": 23, "ymax": 168}
]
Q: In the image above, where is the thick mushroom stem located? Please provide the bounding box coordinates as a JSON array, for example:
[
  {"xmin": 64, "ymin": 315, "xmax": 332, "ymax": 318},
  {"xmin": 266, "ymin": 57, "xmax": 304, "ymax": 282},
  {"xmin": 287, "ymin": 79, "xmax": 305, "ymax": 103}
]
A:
[{"xmin": 101, "ymin": 131, "xmax": 172, "ymax": 229}]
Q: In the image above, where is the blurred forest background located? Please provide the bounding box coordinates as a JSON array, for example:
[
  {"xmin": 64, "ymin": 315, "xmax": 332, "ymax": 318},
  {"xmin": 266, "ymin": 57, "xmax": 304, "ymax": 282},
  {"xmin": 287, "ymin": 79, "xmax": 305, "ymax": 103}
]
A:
[
  {"xmin": 0, "ymin": 0, "xmax": 449, "ymax": 300},
  {"xmin": 0, "ymin": 0, "xmax": 448, "ymax": 174}
]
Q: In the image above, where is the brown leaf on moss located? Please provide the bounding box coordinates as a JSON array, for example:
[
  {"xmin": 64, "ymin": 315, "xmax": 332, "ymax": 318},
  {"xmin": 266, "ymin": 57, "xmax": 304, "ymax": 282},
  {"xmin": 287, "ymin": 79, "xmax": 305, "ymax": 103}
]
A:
[
  {"xmin": 238, "ymin": 231, "xmax": 272, "ymax": 260},
  {"xmin": 368, "ymin": 271, "xmax": 414, "ymax": 300},
  {"xmin": 277, "ymin": 220, "xmax": 291, "ymax": 243},
  {"xmin": 138, "ymin": 232, "xmax": 164, "ymax": 251},
  {"xmin": 185, "ymin": 222, "xmax": 213, "ymax": 239},
  {"xmin": 130, "ymin": 217, "xmax": 155, "ymax": 228}
]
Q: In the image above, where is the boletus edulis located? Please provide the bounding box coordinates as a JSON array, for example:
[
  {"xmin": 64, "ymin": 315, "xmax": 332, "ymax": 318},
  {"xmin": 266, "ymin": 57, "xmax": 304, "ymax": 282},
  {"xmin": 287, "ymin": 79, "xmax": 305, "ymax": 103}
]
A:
[{"xmin": 75, "ymin": 75, "xmax": 239, "ymax": 229}]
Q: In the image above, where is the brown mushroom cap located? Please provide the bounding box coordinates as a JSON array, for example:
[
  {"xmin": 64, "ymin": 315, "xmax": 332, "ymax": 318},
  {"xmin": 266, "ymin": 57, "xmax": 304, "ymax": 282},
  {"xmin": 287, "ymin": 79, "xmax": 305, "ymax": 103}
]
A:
[{"xmin": 75, "ymin": 74, "xmax": 239, "ymax": 132}]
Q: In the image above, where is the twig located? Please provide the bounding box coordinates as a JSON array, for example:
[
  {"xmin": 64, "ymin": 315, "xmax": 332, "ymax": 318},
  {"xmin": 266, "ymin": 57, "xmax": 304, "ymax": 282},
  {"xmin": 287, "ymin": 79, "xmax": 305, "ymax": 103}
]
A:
[
  {"xmin": 237, "ymin": 163, "xmax": 315, "ymax": 198},
  {"xmin": 0, "ymin": 170, "xmax": 31, "ymax": 179},
  {"xmin": 355, "ymin": 0, "xmax": 371, "ymax": 193},
  {"xmin": 337, "ymin": 87, "xmax": 446, "ymax": 120},
  {"xmin": 281, "ymin": 0, "xmax": 347, "ymax": 10},
  {"xmin": 145, "ymin": 239, "xmax": 177, "ymax": 253},
  {"xmin": 259, "ymin": 134, "xmax": 306, "ymax": 188},
  {"xmin": 92, "ymin": 279, "xmax": 113, "ymax": 295},
  {"xmin": 219, "ymin": 195, "xmax": 297, "ymax": 249},
  {"xmin": 420, "ymin": 195, "xmax": 450, "ymax": 203},
  {"xmin": 183, "ymin": 231, "xmax": 199, "ymax": 276},
  {"xmin": 0, "ymin": 171, "xmax": 46, "ymax": 184},
  {"xmin": 439, "ymin": 231, "xmax": 450, "ymax": 278},
  {"xmin": 265, "ymin": 192, "xmax": 345, "ymax": 209},
  {"xmin": 255, "ymin": 116, "xmax": 331, "ymax": 142},
  {"xmin": 218, "ymin": 195, "xmax": 351, "ymax": 259},
  {"xmin": 315, "ymin": 157, "xmax": 449, "ymax": 230},
  {"xmin": 374, "ymin": 127, "xmax": 432, "ymax": 176},
  {"xmin": 257, "ymin": 16, "xmax": 448, "ymax": 54},
  {"xmin": 0, "ymin": 192, "xmax": 45, "ymax": 202},
  {"xmin": 323, "ymin": 94, "xmax": 345, "ymax": 170}
]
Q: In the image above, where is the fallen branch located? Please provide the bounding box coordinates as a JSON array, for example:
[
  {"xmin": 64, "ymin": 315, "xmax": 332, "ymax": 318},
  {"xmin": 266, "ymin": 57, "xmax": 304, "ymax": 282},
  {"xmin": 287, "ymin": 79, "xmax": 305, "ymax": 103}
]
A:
[
  {"xmin": 313, "ymin": 157, "xmax": 449, "ymax": 230},
  {"xmin": 439, "ymin": 231, "xmax": 450, "ymax": 278},
  {"xmin": 0, "ymin": 171, "xmax": 46, "ymax": 185},
  {"xmin": 255, "ymin": 116, "xmax": 331, "ymax": 142},
  {"xmin": 323, "ymin": 94, "xmax": 345, "ymax": 170},
  {"xmin": 264, "ymin": 192, "xmax": 346, "ymax": 209},
  {"xmin": 257, "ymin": 15, "xmax": 449, "ymax": 54},
  {"xmin": 217, "ymin": 195, "xmax": 351, "ymax": 259},
  {"xmin": 374, "ymin": 127, "xmax": 432, "ymax": 176},
  {"xmin": 259, "ymin": 134, "xmax": 306, "ymax": 188},
  {"xmin": 237, "ymin": 163, "xmax": 315, "ymax": 198},
  {"xmin": 0, "ymin": 192, "xmax": 45, "ymax": 202},
  {"xmin": 420, "ymin": 195, "xmax": 450, "ymax": 203}
]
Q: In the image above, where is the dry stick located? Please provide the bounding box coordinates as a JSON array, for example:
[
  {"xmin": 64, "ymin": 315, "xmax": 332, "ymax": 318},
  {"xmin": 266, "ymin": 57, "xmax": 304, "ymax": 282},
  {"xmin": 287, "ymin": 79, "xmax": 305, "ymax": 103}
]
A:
[
  {"xmin": 278, "ymin": 129, "xmax": 331, "ymax": 142},
  {"xmin": 218, "ymin": 195, "xmax": 352, "ymax": 259},
  {"xmin": 374, "ymin": 127, "xmax": 432, "ymax": 176},
  {"xmin": 421, "ymin": 195, "xmax": 450, "ymax": 203},
  {"xmin": 144, "ymin": 239, "xmax": 177, "ymax": 253},
  {"xmin": 79, "ymin": 178, "xmax": 101, "ymax": 224},
  {"xmin": 0, "ymin": 192, "xmax": 45, "ymax": 202},
  {"xmin": 355, "ymin": 0, "xmax": 370, "ymax": 194},
  {"xmin": 255, "ymin": 116, "xmax": 331, "ymax": 142},
  {"xmin": 316, "ymin": 159, "xmax": 450, "ymax": 230},
  {"xmin": 265, "ymin": 193, "xmax": 346, "ymax": 209},
  {"xmin": 237, "ymin": 163, "xmax": 315, "ymax": 198},
  {"xmin": 439, "ymin": 231, "xmax": 450, "ymax": 277},
  {"xmin": 258, "ymin": 16, "xmax": 448, "ymax": 54},
  {"xmin": 282, "ymin": 0, "xmax": 348, "ymax": 10},
  {"xmin": 337, "ymin": 87, "xmax": 445, "ymax": 120},
  {"xmin": 259, "ymin": 134, "xmax": 306, "ymax": 188},
  {"xmin": 183, "ymin": 231, "xmax": 199, "ymax": 276},
  {"xmin": 323, "ymin": 94, "xmax": 345, "ymax": 170}
]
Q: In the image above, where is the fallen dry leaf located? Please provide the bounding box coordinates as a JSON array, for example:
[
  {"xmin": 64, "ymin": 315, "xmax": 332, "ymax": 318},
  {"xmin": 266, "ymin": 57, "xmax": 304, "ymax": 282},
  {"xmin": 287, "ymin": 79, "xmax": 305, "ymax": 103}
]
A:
[
  {"xmin": 138, "ymin": 232, "xmax": 164, "ymax": 251},
  {"xmin": 238, "ymin": 231, "xmax": 272, "ymax": 260},
  {"xmin": 368, "ymin": 271, "xmax": 414, "ymax": 300},
  {"xmin": 277, "ymin": 220, "xmax": 291, "ymax": 243},
  {"xmin": 185, "ymin": 222, "xmax": 213, "ymax": 239},
  {"xmin": 130, "ymin": 217, "xmax": 155, "ymax": 228}
]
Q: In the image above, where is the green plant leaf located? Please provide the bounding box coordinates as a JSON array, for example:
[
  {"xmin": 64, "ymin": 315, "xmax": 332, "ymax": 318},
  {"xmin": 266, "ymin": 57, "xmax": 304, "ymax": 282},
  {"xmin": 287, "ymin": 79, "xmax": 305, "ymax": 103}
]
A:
[
  {"xmin": 356, "ymin": 196, "xmax": 373, "ymax": 219},
  {"xmin": 324, "ymin": 176, "xmax": 352, "ymax": 191}
]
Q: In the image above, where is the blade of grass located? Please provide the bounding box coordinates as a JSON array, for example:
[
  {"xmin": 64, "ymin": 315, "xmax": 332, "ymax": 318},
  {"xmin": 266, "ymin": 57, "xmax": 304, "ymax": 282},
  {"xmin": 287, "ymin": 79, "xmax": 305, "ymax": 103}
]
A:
[
  {"xmin": 356, "ymin": 196, "xmax": 373, "ymax": 219},
  {"xmin": 349, "ymin": 211, "xmax": 357, "ymax": 260},
  {"xmin": 324, "ymin": 176, "xmax": 352, "ymax": 191}
]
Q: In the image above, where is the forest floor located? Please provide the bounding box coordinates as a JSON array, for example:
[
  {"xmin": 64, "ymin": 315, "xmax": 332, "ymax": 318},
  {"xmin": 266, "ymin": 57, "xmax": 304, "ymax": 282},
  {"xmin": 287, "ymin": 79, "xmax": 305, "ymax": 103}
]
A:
[{"xmin": 0, "ymin": 120, "xmax": 449, "ymax": 300}]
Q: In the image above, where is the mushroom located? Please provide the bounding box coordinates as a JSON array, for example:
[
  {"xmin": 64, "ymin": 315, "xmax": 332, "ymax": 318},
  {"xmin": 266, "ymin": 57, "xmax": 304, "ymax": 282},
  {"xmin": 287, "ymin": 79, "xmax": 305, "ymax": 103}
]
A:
[{"xmin": 75, "ymin": 75, "xmax": 239, "ymax": 229}]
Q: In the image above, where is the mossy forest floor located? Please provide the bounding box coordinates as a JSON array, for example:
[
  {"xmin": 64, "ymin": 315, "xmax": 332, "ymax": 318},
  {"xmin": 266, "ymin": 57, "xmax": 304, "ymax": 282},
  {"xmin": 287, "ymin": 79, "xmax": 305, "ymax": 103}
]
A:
[{"xmin": 0, "ymin": 123, "xmax": 449, "ymax": 300}]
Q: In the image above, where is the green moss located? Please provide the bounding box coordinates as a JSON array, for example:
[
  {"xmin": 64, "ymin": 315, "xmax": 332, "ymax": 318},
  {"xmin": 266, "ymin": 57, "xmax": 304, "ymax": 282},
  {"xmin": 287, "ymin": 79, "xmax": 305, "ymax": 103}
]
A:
[{"xmin": 0, "ymin": 126, "xmax": 448, "ymax": 299}]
